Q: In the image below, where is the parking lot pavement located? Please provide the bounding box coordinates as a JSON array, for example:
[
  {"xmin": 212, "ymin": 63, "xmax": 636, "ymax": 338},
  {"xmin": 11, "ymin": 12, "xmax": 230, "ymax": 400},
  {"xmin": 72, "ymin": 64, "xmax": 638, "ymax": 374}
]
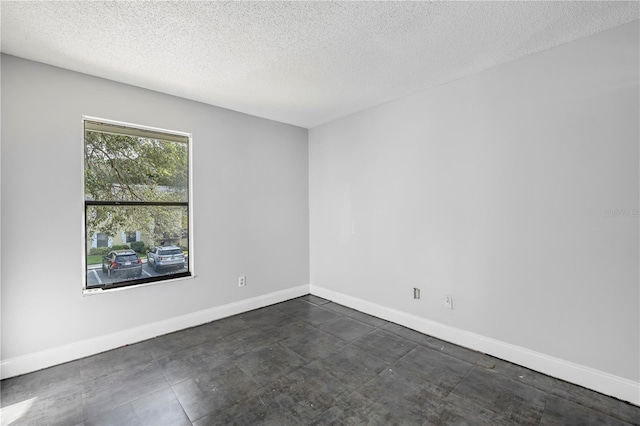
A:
[{"xmin": 86, "ymin": 263, "xmax": 187, "ymax": 287}]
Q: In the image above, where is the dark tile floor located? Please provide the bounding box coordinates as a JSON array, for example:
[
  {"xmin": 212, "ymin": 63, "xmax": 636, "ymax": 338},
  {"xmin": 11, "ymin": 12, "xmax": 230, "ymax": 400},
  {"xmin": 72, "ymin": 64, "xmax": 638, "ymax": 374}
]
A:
[{"xmin": 1, "ymin": 295, "xmax": 639, "ymax": 425}]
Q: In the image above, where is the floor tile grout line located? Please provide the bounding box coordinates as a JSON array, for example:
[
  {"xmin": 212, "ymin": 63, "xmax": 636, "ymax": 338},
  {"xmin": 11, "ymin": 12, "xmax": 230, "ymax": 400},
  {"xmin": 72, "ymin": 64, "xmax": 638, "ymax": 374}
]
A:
[
  {"xmin": 168, "ymin": 374, "xmax": 202, "ymax": 425},
  {"xmin": 5, "ymin": 296, "xmax": 640, "ymax": 425},
  {"xmin": 81, "ymin": 361, "xmax": 173, "ymax": 423},
  {"xmin": 543, "ymin": 386, "xmax": 638, "ymax": 425},
  {"xmin": 164, "ymin": 376, "xmax": 195, "ymax": 426},
  {"xmin": 455, "ymin": 362, "xmax": 552, "ymax": 425}
]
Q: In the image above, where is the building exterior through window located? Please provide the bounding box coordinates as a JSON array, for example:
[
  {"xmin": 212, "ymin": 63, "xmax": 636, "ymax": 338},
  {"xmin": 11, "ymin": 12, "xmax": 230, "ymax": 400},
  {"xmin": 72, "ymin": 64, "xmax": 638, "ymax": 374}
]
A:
[{"xmin": 83, "ymin": 118, "xmax": 192, "ymax": 291}]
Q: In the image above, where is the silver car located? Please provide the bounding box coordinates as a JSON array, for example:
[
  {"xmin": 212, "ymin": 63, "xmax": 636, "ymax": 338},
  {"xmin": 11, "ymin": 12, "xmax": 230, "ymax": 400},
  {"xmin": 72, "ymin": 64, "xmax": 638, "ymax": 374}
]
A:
[{"xmin": 147, "ymin": 246, "xmax": 185, "ymax": 272}]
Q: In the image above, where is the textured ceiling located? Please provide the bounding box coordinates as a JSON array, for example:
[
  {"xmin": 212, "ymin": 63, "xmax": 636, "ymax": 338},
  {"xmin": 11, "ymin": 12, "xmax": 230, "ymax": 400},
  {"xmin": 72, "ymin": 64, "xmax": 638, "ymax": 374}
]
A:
[{"xmin": 1, "ymin": 1, "xmax": 638, "ymax": 128}]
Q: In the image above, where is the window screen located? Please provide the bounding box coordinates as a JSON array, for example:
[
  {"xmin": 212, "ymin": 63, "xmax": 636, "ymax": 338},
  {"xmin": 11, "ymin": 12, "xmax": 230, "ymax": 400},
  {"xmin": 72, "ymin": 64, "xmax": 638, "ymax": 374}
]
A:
[{"xmin": 84, "ymin": 119, "xmax": 191, "ymax": 291}]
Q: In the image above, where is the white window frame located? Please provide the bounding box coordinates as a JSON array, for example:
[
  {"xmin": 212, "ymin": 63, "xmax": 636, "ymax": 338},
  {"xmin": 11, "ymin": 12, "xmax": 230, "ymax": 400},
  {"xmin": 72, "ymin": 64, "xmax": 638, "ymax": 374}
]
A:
[
  {"xmin": 122, "ymin": 231, "xmax": 140, "ymax": 243},
  {"xmin": 81, "ymin": 116, "xmax": 194, "ymax": 295}
]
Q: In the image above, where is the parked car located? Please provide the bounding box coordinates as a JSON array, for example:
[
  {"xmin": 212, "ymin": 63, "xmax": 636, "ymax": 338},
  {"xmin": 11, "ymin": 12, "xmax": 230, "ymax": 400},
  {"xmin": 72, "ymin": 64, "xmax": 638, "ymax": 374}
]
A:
[
  {"xmin": 102, "ymin": 250, "xmax": 143, "ymax": 278},
  {"xmin": 147, "ymin": 246, "xmax": 185, "ymax": 272}
]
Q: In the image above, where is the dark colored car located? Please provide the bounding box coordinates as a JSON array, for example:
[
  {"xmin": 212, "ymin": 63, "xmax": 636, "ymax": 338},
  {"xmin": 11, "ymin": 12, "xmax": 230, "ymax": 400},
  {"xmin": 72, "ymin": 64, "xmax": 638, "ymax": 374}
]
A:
[
  {"xmin": 102, "ymin": 250, "xmax": 143, "ymax": 278},
  {"xmin": 147, "ymin": 246, "xmax": 185, "ymax": 272}
]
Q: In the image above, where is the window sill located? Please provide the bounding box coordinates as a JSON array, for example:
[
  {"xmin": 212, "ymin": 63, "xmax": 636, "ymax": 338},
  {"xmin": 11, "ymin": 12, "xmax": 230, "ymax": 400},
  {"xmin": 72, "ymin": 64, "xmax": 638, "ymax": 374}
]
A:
[{"xmin": 83, "ymin": 273, "xmax": 194, "ymax": 296}]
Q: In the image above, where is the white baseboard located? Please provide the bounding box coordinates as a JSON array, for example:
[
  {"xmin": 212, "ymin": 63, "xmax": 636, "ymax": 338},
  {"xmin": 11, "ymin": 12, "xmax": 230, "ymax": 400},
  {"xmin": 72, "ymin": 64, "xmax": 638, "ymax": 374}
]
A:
[
  {"xmin": 0, "ymin": 284, "xmax": 310, "ymax": 380},
  {"xmin": 310, "ymin": 284, "xmax": 640, "ymax": 406},
  {"xmin": 4, "ymin": 283, "xmax": 638, "ymax": 406}
]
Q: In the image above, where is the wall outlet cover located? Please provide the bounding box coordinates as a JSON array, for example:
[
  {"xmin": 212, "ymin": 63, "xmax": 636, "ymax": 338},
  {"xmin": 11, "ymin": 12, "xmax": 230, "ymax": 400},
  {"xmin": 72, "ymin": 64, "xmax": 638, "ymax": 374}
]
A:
[{"xmin": 444, "ymin": 295, "xmax": 453, "ymax": 309}]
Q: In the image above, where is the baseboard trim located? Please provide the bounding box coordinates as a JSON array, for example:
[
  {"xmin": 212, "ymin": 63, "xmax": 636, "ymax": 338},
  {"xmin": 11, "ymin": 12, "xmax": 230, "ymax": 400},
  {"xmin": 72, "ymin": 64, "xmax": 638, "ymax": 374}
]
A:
[
  {"xmin": 310, "ymin": 284, "xmax": 640, "ymax": 406},
  {"xmin": 0, "ymin": 284, "xmax": 310, "ymax": 380}
]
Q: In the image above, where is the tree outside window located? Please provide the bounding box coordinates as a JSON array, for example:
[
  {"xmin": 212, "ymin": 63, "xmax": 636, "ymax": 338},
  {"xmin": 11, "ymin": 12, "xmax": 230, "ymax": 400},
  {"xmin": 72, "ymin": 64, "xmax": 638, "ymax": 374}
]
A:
[{"xmin": 84, "ymin": 119, "xmax": 191, "ymax": 290}]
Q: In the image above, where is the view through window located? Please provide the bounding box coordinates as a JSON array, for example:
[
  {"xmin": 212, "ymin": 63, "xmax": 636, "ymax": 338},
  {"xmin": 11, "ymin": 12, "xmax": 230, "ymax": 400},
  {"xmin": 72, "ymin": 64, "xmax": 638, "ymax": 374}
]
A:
[{"xmin": 84, "ymin": 119, "xmax": 191, "ymax": 290}]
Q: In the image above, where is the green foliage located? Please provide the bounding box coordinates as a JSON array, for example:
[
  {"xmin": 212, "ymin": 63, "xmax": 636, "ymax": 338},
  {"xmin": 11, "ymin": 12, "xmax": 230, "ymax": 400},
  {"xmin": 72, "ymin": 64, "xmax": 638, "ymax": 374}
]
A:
[
  {"xmin": 84, "ymin": 131, "xmax": 188, "ymax": 203},
  {"xmin": 89, "ymin": 247, "xmax": 110, "ymax": 256},
  {"xmin": 111, "ymin": 244, "xmax": 131, "ymax": 251},
  {"xmin": 84, "ymin": 128, "xmax": 188, "ymax": 245},
  {"xmin": 86, "ymin": 255, "xmax": 103, "ymax": 265},
  {"xmin": 130, "ymin": 241, "xmax": 147, "ymax": 253}
]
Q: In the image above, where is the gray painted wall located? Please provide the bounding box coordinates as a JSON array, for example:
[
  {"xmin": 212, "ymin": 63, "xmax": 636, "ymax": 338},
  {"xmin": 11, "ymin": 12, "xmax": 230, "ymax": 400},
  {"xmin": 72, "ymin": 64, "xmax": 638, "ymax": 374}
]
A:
[
  {"xmin": 1, "ymin": 55, "xmax": 309, "ymax": 360},
  {"xmin": 309, "ymin": 21, "xmax": 639, "ymax": 382},
  {"xmin": 1, "ymin": 20, "xmax": 638, "ymax": 397}
]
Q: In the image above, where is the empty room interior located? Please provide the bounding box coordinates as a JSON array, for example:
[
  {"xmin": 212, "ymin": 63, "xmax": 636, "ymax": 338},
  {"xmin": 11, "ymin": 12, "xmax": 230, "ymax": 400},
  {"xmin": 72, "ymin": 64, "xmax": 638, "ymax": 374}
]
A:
[{"xmin": 1, "ymin": 2, "xmax": 639, "ymax": 425}]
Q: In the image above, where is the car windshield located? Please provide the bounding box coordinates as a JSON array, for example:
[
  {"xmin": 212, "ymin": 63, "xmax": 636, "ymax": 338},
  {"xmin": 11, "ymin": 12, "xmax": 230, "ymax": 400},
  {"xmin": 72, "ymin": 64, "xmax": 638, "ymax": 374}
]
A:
[
  {"xmin": 115, "ymin": 254, "xmax": 138, "ymax": 262},
  {"xmin": 160, "ymin": 249, "xmax": 183, "ymax": 256}
]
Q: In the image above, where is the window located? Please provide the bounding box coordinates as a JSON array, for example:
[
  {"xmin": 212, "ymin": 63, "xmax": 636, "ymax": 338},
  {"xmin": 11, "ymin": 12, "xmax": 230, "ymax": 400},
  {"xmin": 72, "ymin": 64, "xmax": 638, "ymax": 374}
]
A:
[
  {"xmin": 84, "ymin": 118, "xmax": 191, "ymax": 291},
  {"xmin": 96, "ymin": 232, "xmax": 109, "ymax": 248}
]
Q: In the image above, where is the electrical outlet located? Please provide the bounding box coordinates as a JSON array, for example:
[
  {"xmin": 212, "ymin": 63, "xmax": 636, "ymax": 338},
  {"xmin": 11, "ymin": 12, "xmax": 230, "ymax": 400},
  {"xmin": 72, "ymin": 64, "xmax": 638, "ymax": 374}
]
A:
[
  {"xmin": 413, "ymin": 288, "xmax": 420, "ymax": 299},
  {"xmin": 444, "ymin": 295, "xmax": 453, "ymax": 309},
  {"xmin": 238, "ymin": 276, "xmax": 246, "ymax": 287}
]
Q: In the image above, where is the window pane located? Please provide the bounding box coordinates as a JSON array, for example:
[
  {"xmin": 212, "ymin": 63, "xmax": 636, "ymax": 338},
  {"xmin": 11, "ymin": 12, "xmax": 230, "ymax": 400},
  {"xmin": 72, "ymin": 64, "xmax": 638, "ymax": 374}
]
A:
[
  {"xmin": 115, "ymin": 254, "xmax": 139, "ymax": 262},
  {"xmin": 159, "ymin": 248, "xmax": 183, "ymax": 255},
  {"xmin": 86, "ymin": 205, "xmax": 189, "ymax": 288},
  {"xmin": 96, "ymin": 232, "xmax": 108, "ymax": 247},
  {"xmin": 85, "ymin": 130, "xmax": 188, "ymax": 203}
]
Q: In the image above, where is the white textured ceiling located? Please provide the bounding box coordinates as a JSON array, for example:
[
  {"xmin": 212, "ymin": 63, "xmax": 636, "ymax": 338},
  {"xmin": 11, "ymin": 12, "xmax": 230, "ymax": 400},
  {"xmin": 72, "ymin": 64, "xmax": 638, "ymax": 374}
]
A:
[{"xmin": 1, "ymin": 1, "xmax": 638, "ymax": 128}]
